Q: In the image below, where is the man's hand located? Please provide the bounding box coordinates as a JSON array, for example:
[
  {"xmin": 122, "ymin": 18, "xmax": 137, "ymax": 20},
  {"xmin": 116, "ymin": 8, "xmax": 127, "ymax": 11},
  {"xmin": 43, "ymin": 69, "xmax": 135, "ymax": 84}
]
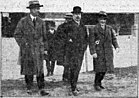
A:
[
  {"xmin": 44, "ymin": 51, "xmax": 48, "ymax": 55},
  {"xmin": 92, "ymin": 53, "xmax": 97, "ymax": 58},
  {"xmin": 116, "ymin": 48, "xmax": 120, "ymax": 53}
]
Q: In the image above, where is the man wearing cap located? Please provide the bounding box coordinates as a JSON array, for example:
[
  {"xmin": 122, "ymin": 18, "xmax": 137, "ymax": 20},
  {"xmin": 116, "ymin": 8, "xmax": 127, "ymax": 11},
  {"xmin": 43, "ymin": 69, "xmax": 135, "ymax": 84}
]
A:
[
  {"xmin": 56, "ymin": 13, "xmax": 73, "ymax": 82},
  {"xmin": 44, "ymin": 21, "xmax": 56, "ymax": 76},
  {"xmin": 62, "ymin": 6, "xmax": 88, "ymax": 95},
  {"xmin": 14, "ymin": 0, "xmax": 49, "ymax": 96},
  {"xmin": 89, "ymin": 11, "xmax": 120, "ymax": 91}
]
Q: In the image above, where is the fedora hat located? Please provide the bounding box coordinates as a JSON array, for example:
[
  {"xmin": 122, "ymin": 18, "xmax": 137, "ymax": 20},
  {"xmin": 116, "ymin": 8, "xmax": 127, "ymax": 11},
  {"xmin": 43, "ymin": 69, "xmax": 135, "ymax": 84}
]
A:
[
  {"xmin": 71, "ymin": 6, "xmax": 83, "ymax": 14},
  {"xmin": 98, "ymin": 11, "xmax": 108, "ymax": 19},
  {"xmin": 26, "ymin": 0, "xmax": 43, "ymax": 9},
  {"xmin": 64, "ymin": 13, "xmax": 73, "ymax": 19}
]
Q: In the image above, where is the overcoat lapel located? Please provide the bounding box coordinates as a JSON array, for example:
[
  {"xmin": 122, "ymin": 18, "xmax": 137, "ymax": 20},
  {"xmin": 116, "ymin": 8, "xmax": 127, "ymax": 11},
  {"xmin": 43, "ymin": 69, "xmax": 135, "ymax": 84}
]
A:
[
  {"xmin": 97, "ymin": 24, "xmax": 110, "ymax": 40},
  {"xmin": 26, "ymin": 15, "xmax": 35, "ymax": 29},
  {"xmin": 97, "ymin": 24, "xmax": 105, "ymax": 36},
  {"xmin": 104, "ymin": 25, "xmax": 111, "ymax": 40},
  {"xmin": 35, "ymin": 17, "xmax": 41, "ymax": 29}
]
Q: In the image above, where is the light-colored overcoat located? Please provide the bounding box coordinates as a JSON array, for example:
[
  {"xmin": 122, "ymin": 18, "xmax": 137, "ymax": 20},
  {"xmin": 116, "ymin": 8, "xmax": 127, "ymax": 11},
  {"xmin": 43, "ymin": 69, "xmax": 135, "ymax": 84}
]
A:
[{"xmin": 14, "ymin": 14, "xmax": 48, "ymax": 75}]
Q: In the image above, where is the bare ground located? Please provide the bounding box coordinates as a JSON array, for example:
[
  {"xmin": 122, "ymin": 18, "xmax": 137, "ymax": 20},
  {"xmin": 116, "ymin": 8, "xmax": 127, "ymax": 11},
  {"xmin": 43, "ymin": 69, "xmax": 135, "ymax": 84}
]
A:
[
  {"xmin": 1, "ymin": 36, "xmax": 138, "ymax": 97},
  {"xmin": 1, "ymin": 66, "xmax": 137, "ymax": 97}
]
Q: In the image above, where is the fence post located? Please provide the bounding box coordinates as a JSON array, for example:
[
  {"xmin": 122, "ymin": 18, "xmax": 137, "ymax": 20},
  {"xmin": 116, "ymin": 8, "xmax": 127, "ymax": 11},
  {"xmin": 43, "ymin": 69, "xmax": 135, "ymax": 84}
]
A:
[{"xmin": 0, "ymin": 12, "xmax": 2, "ymax": 97}]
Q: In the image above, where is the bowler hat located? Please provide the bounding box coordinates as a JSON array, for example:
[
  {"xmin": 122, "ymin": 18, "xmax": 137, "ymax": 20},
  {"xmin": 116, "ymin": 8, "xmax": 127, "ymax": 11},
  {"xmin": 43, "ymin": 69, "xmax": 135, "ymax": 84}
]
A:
[
  {"xmin": 26, "ymin": 0, "xmax": 43, "ymax": 9},
  {"xmin": 71, "ymin": 6, "xmax": 83, "ymax": 14},
  {"xmin": 64, "ymin": 13, "xmax": 73, "ymax": 19},
  {"xmin": 98, "ymin": 11, "xmax": 107, "ymax": 19}
]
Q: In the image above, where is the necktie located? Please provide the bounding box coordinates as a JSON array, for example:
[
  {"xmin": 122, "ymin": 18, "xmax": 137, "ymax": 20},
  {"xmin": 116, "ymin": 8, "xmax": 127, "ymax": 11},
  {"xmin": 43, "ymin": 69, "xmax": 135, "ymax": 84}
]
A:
[{"xmin": 33, "ymin": 18, "xmax": 36, "ymax": 27}]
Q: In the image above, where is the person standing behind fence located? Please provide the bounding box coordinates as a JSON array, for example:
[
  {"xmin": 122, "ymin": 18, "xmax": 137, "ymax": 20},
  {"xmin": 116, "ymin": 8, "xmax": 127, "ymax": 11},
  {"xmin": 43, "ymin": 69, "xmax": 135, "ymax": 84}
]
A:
[
  {"xmin": 89, "ymin": 11, "xmax": 120, "ymax": 91},
  {"xmin": 14, "ymin": 0, "xmax": 49, "ymax": 96},
  {"xmin": 63, "ymin": 6, "xmax": 88, "ymax": 96},
  {"xmin": 44, "ymin": 21, "xmax": 56, "ymax": 76},
  {"xmin": 56, "ymin": 13, "xmax": 73, "ymax": 82}
]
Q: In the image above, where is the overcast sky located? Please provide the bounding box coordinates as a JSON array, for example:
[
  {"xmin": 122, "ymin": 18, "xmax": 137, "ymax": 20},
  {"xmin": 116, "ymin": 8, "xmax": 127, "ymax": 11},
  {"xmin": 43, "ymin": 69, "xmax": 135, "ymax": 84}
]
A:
[{"xmin": 0, "ymin": 0, "xmax": 139, "ymax": 12}]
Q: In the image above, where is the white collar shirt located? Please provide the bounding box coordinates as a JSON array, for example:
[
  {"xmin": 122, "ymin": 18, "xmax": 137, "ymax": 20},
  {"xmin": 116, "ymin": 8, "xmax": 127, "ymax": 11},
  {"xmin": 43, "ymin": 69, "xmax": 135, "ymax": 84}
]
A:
[{"xmin": 30, "ymin": 14, "xmax": 36, "ymax": 21}]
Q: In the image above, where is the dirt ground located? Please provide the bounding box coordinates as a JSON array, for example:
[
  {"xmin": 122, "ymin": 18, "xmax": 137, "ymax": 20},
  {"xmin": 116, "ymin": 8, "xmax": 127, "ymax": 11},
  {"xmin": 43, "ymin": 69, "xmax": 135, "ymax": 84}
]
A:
[
  {"xmin": 1, "ymin": 66, "xmax": 137, "ymax": 97},
  {"xmin": 1, "ymin": 36, "xmax": 138, "ymax": 97}
]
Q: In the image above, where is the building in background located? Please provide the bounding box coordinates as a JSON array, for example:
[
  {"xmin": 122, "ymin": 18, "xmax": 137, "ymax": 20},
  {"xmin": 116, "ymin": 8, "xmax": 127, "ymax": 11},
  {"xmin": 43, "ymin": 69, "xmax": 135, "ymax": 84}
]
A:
[{"xmin": 2, "ymin": 12, "xmax": 134, "ymax": 37}]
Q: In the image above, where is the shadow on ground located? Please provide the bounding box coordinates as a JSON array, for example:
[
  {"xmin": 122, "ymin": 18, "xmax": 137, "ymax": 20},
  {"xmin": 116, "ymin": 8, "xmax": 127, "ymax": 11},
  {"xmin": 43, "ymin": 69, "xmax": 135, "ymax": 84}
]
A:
[{"xmin": 1, "ymin": 66, "xmax": 137, "ymax": 97}]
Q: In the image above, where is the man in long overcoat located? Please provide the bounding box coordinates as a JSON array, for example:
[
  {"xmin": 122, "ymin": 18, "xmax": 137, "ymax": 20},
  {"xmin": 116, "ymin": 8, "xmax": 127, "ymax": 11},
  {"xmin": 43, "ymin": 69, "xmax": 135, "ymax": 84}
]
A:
[
  {"xmin": 89, "ymin": 11, "xmax": 120, "ymax": 91},
  {"xmin": 63, "ymin": 6, "xmax": 88, "ymax": 95},
  {"xmin": 14, "ymin": 0, "xmax": 49, "ymax": 96},
  {"xmin": 56, "ymin": 13, "xmax": 73, "ymax": 82}
]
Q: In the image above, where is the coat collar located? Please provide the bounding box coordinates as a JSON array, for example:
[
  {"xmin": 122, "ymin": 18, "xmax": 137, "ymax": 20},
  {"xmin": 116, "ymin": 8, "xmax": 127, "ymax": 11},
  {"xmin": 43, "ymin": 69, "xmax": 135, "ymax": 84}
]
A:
[
  {"xmin": 26, "ymin": 14, "xmax": 34, "ymax": 28},
  {"xmin": 96, "ymin": 24, "xmax": 105, "ymax": 35},
  {"xmin": 26, "ymin": 14, "xmax": 41, "ymax": 29},
  {"xmin": 72, "ymin": 20, "xmax": 84, "ymax": 27},
  {"xmin": 30, "ymin": 14, "xmax": 36, "ymax": 21},
  {"xmin": 96, "ymin": 23, "xmax": 110, "ymax": 39}
]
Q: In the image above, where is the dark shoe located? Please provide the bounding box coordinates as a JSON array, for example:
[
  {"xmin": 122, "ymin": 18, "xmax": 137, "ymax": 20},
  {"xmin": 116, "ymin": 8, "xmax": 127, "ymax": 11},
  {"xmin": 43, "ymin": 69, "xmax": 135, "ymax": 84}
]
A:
[
  {"xmin": 27, "ymin": 89, "xmax": 32, "ymax": 95},
  {"xmin": 72, "ymin": 90, "xmax": 79, "ymax": 96},
  {"xmin": 62, "ymin": 78, "xmax": 68, "ymax": 82},
  {"xmin": 50, "ymin": 72, "xmax": 53, "ymax": 76},
  {"xmin": 47, "ymin": 73, "xmax": 50, "ymax": 76},
  {"xmin": 94, "ymin": 85, "xmax": 101, "ymax": 91},
  {"xmin": 99, "ymin": 85, "xmax": 105, "ymax": 89},
  {"xmin": 40, "ymin": 90, "xmax": 49, "ymax": 96}
]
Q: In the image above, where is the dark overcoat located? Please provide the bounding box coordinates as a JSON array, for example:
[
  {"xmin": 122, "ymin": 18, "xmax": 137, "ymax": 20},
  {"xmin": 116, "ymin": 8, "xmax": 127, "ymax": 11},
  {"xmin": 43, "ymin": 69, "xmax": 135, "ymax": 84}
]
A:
[
  {"xmin": 14, "ymin": 14, "xmax": 48, "ymax": 75},
  {"xmin": 89, "ymin": 24, "xmax": 119, "ymax": 73},
  {"xmin": 65, "ymin": 21, "xmax": 88, "ymax": 67},
  {"xmin": 55, "ymin": 22, "xmax": 69, "ymax": 65},
  {"xmin": 56, "ymin": 21, "xmax": 88, "ymax": 66},
  {"xmin": 44, "ymin": 30, "xmax": 57, "ymax": 61}
]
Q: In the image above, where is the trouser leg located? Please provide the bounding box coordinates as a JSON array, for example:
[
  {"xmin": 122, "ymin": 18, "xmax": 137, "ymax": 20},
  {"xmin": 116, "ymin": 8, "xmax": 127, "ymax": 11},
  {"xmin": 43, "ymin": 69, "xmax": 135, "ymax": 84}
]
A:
[
  {"xmin": 63, "ymin": 66, "xmax": 67, "ymax": 80},
  {"xmin": 68, "ymin": 67, "xmax": 71, "ymax": 81},
  {"xmin": 99, "ymin": 72, "xmax": 106, "ymax": 86},
  {"xmin": 70, "ymin": 66, "xmax": 76, "ymax": 91},
  {"xmin": 25, "ymin": 75, "xmax": 33, "ymax": 90},
  {"xmin": 63, "ymin": 55, "xmax": 70, "ymax": 81},
  {"xmin": 70, "ymin": 57, "xmax": 83, "ymax": 91},
  {"xmin": 46, "ymin": 59, "xmax": 51, "ymax": 75},
  {"xmin": 94, "ymin": 72, "xmax": 101, "ymax": 86},
  {"xmin": 94, "ymin": 72, "xmax": 106, "ymax": 86},
  {"xmin": 51, "ymin": 60, "xmax": 55, "ymax": 75},
  {"xmin": 36, "ymin": 73, "xmax": 45, "ymax": 90},
  {"xmin": 63, "ymin": 63, "xmax": 70, "ymax": 80}
]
